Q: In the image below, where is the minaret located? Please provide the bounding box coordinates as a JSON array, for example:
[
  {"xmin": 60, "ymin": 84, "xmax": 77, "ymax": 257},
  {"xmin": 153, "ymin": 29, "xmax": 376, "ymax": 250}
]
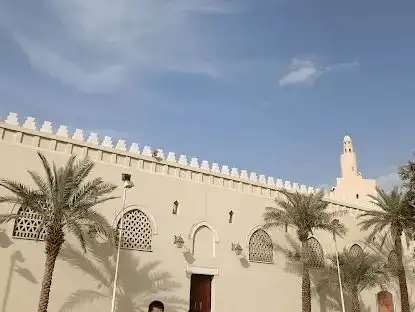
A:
[{"xmin": 340, "ymin": 135, "xmax": 358, "ymax": 179}]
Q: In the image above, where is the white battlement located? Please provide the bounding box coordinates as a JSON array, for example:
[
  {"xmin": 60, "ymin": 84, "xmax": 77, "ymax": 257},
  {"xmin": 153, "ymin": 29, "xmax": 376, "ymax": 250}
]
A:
[{"xmin": 0, "ymin": 112, "xmax": 372, "ymax": 210}]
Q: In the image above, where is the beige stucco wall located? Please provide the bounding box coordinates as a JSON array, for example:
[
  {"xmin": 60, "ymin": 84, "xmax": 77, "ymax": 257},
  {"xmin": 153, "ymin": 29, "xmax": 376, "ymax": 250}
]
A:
[{"xmin": 0, "ymin": 113, "xmax": 414, "ymax": 312}]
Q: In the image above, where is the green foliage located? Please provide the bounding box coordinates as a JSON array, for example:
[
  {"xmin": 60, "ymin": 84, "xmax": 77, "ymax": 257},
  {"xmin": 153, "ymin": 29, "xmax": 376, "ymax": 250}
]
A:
[
  {"xmin": 0, "ymin": 151, "xmax": 118, "ymax": 250},
  {"xmin": 358, "ymin": 186, "xmax": 415, "ymax": 248},
  {"xmin": 399, "ymin": 160, "xmax": 415, "ymax": 202},
  {"xmin": 263, "ymin": 189, "xmax": 347, "ymax": 242},
  {"xmin": 318, "ymin": 248, "xmax": 389, "ymax": 296}
]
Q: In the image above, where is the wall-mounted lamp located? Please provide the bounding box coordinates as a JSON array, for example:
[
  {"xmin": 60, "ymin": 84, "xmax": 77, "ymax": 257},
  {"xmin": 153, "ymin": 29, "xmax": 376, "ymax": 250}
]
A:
[
  {"xmin": 228, "ymin": 210, "xmax": 234, "ymax": 223},
  {"xmin": 173, "ymin": 235, "xmax": 184, "ymax": 248},
  {"xmin": 231, "ymin": 243, "xmax": 243, "ymax": 256},
  {"xmin": 288, "ymin": 250, "xmax": 301, "ymax": 262},
  {"xmin": 173, "ymin": 200, "xmax": 179, "ymax": 215},
  {"xmin": 121, "ymin": 173, "xmax": 134, "ymax": 189}
]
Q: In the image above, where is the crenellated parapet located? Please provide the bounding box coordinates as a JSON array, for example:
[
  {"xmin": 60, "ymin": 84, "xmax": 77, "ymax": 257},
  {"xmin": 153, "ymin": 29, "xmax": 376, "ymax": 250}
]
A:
[{"xmin": 0, "ymin": 112, "xmax": 371, "ymax": 211}]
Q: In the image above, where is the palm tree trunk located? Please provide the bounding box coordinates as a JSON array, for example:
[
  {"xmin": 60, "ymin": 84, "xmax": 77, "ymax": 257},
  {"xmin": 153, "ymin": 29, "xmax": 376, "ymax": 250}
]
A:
[
  {"xmin": 302, "ymin": 261, "xmax": 311, "ymax": 312},
  {"xmin": 37, "ymin": 232, "xmax": 64, "ymax": 312},
  {"xmin": 394, "ymin": 233, "xmax": 410, "ymax": 312},
  {"xmin": 351, "ymin": 289, "xmax": 360, "ymax": 312}
]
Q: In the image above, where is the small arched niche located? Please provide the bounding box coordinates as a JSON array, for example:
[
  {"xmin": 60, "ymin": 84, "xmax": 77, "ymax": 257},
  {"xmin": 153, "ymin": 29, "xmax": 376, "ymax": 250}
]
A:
[{"xmin": 189, "ymin": 221, "xmax": 219, "ymax": 259}]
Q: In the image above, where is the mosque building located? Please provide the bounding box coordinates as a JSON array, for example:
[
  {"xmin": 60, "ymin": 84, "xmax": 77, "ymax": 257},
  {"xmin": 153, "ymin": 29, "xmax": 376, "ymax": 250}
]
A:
[{"xmin": 0, "ymin": 112, "xmax": 410, "ymax": 312}]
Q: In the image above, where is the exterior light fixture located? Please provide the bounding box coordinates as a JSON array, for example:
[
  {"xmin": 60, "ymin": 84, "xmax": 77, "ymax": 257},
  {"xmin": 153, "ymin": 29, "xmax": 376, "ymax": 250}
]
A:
[
  {"xmin": 121, "ymin": 173, "xmax": 134, "ymax": 189},
  {"xmin": 231, "ymin": 243, "xmax": 243, "ymax": 256},
  {"xmin": 228, "ymin": 210, "xmax": 234, "ymax": 223},
  {"xmin": 173, "ymin": 235, "xmax": 185, "ymax": 248},
  {"xmin": 111, "ymin": 173, "xmax": 134, "ymax": 312},
  {"xmin": 173, "ymin": 200, "xmax": 179, "ymax": 215}
]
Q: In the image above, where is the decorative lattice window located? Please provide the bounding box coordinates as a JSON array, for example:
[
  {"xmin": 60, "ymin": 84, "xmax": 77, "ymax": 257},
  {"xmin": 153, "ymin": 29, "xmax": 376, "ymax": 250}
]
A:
[
  {"xmin": 117, "ymin": 209, "xmax": 152, "ymax": 251},
  {"xmin": 303, "ymin": 237, "xmax": 324, "ymax": 268},
  {"xmin": 349, "ymin": 243, "xmax": 364, "ymax": 258},
  {"xmin": 249, "ymin": 229, "xmax": 273, "ymax": 263},
  {"xmin": 12, "ymin": 207, "xmax": 46, "ymax": 240}
]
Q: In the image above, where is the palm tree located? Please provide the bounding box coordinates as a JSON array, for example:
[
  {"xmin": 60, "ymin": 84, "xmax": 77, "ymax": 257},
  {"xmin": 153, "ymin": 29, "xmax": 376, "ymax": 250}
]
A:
[
  {"xmin": 263, "ymin": 189, "xmax": 347, "ymax": 312},
  {"xmin": 0, "ymin": 152, "xmax": 117, "ymax": 312},
  {"xmin": 399, "ymin": 160, "xmax": 415, "ymax": 203},
  {"xmin": 358, "ymin": 186, "xmax": 415, "ymax": 312},
  {"xmin": 318, "ymin": 247, "xmax": 389, "ymax": 312}
]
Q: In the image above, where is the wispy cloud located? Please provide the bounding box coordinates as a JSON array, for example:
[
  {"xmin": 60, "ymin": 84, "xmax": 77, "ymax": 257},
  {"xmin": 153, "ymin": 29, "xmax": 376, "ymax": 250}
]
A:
[
  {"xmin": 279, "ymin": 57, "xmax": 358, "ymax": 87},
  {"xmin": 376, "ymin": 171, "xmax": 401, "ymax": 191},
  {"xmin": 0, "ymin": 0, "xmax": 240, "ymax": 94}
]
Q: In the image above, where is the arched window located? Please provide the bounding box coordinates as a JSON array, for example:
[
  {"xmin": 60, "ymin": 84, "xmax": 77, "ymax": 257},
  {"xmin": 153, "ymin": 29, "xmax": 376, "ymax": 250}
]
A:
[
  {"xmin": 117, "ymin": 209, "xmax": 152, "ymax": 251},
  {"xmin": 12, "ymin": 206, "xmax": 46, "ymax": 240},
  {"xmin": 349, "ymin": 243, "xmax": 364, "ymax": 258},
  {"xmin": 248, "ymin": 229, "xmax": 273, "ymax": 263},
  {"xmin": 303, "ymin": 237, "xmax": 324, "ymax": 268}
]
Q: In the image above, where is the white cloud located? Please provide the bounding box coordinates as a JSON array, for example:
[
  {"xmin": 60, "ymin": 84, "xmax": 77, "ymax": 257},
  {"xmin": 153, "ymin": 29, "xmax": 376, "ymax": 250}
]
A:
[
  {"xmin": 15, "ymin": 35, "xmax": 125, "ymax": 94},
  {"xmin": 279, "ymin": 57, "xmax": 358, "ymax": 87},
  {"xmin": 376, "ymin": 171, "xmax": 401, "ymax": 191},
  {"xmin": 0, "ymin": 0, "xmax": 240, "ymax": 94}
]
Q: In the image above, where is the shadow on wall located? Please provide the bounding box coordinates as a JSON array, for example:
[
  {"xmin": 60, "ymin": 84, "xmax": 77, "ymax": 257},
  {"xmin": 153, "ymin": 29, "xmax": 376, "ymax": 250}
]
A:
[
  {"xmin": 0, "ymin": 230, "xmax": 13, "ymax": 249},
  {"xmin": 273, "ymin": 233, "xmax": 372, "ymax": 312},
  {"xmin": 1, "ymin": 233, "xmax": 38, "ymax": 312},
  {"xmin": 369, "ymin": 235, "xmax": 415, "ymax": 311},
  {"xmin": 58, "ymin": 239, "xmax": 187, "ymax": 312}
]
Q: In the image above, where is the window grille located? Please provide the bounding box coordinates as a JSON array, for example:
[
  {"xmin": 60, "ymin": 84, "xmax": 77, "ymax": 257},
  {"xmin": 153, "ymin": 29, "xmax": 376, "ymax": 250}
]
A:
[
  {"xmin": 303, "ymin": 237, "xmax": 324, "ymax": 268},
  {"xmin": 117, "ymin": 209, "xmax": 152, "ymax": 251},
  {"xmin": 12, "ymin": 207, "xmax": 46, "ymax": 240},
  {"xmin": 349, "ymin": 243, "xmax": 364, "ymax": 258},
  {"xmin": 248, "ymin": 229, "xmax": 273, "ymax": 263}
]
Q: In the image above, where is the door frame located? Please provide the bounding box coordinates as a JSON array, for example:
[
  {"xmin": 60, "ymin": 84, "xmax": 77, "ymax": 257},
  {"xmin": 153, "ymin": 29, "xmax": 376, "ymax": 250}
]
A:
[{"xmin": 187, "ymin": 265, "xmax": 219, "ymax": 312}]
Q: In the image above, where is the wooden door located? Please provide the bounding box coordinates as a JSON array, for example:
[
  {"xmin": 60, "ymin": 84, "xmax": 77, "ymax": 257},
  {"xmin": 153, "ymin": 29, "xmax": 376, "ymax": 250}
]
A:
[{"xmin": 189, "ymin": 274, "xmax": 212, "ymax": 312}]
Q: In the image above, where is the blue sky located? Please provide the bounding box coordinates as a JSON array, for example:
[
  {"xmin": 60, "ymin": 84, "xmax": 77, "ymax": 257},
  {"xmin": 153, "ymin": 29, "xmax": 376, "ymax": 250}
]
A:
[{"xmin": 1, "ymin": 0, "xmax": 414, "ymax": 190}]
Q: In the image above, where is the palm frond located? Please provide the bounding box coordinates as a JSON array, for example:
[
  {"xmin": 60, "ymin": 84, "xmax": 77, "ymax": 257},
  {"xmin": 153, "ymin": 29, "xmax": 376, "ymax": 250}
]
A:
[
  {"xmin": 0, "ymin": 151, "xmax": 117, "ymax": 258},
  {"xmin": 36, "ymin": 151, "xmax": 55, "ymax": 190},
  {"xmin": 359, "ymin": 186, "xmax": 415, "ymax": 250},
  {"xmin": 319, "ymin": 248, "xmax": 389, "ymax": 296},
  {"xmin": 59, "ymin": 243, "xmax": 110, "ymax": 287},
  {"xmin": 28, "ymin": 170, "xmax": 51, "ymax": 198},
  {"xmin": 265, "ymin": 189, "xmax": 346, "ymax": 242},
  {"xmin": 71, "ymin": 157, "xmax": 95, "ymax": 185},
  {"xmin": 0, "ymin": 179, "xmax": 37, "ymax": 199},
  {"xmin": 69, "ymin": 210, "xmax": 115, "ymax": 244},
  {"xmin": 0, "ymin": 196, "xmax": 25, "ymax": 206},
  {"xmin": 0, "ymin": 213, "xmax": 20, "ymax": 225},
  {"xmin": 66, "ymin": 219, "xmax": 88, "ymax": 252}
]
